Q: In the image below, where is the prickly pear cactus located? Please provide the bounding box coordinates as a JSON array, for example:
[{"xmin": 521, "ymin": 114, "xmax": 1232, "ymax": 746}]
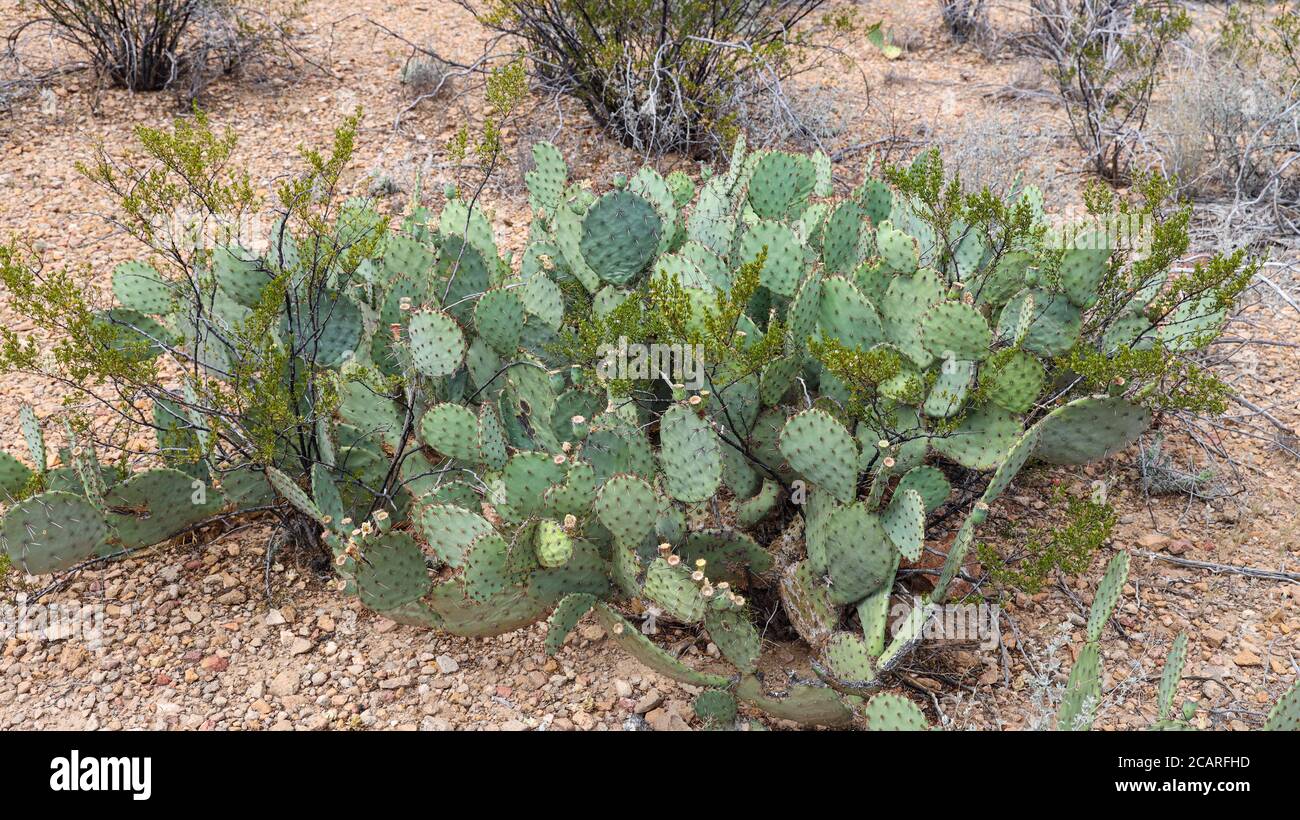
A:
[{"xmin": 0, "ymin": 124, "xmax": 1256, "ymax": 731}]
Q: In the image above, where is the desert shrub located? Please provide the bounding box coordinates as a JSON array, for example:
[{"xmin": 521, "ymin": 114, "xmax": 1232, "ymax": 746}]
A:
[
  {"xmin": 939, "ymin": 0, "xmax": 989, "ymax": 43},
  {"xmin": 976, "ymin": 487, "xmax": 1115, "ymax": 594},
  {"xmin": 0, "ymin": 119, "xmax": 1257, "ymax": 726},
  {"xmin": 459, "ymin": 0, "xmax": 868, "ymax": 155},
  {"xmin": 1027, "ymin": 0, "xmax": 1189, "ymax": 181},
  {"xmin": 1145, "ymin": 4, "xmax": 1300, "ymax": 236},
  {"xmin": 17, "ymin": 0, "xmax": 298, "ymax": 97}
]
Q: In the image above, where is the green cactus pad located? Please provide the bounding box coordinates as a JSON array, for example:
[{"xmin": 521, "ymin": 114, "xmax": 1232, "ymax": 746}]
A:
[
  {"xmin": 543, "ymin": 592, "xmax": 596, "ymax": 655},
  {"xmin": 971, "ymin": 249, "xmax": 1033, "ymax": 307},
  {"xmin": 883, "ymin": 487, "xmax": 925, "ymax": 560},
  {"xmin": 356, "ymin": 531, "xmax": 430, "ymax": 612},
  {"xmin": 983, "ymin": 350, "xmax": 1046, "ymax": 414},
  {"xmin": 497, "ymin": 451, "xmax": 566, "ymax": 521},
  {"xmin": 784, "ymin": 272, "xmax": 822, "ymax": 352},
  {"xmin": 737, "ymin": 478, "xmax": 780, "ymax": 527},
  {"xmin": 864, "ymin": 693, "xmax": 929, "ymax": 730},
  {"xmin": 997, "ymin": 289, "xmax": 1081, "ymax": 357},
  {"xmin": 19, "ymin": 405, "xmax": 45, "ymax": 473},
  {"xmin": 779, "ymin": 561, "xmax": 839, "ymax": 648},
  {"xmin": 1032, "ymin": 396, "xmax": 1151, "ymax": 465},
  {"xmin": 552, "ymin": 203, "xmax": 601, "ymax": 292},
  {"xmin": 408, "ymin": 309, "xmax": 466, "ymax": 378},
  {"xmin": 659, "ymin": 404, "xmax": 722, "ymax": 503},
  {"xmin": 525, "ymin": 142, "xmax": 567, "ymax": 214},
  {"xmin": 1263, "ymin": 680, "xmax": 1300, "ymax": 731},
  {"xmin": 417, "ymin": 503, "xmax": 494, "ymax": 568},
  {"xmin": 875, "ymin": 220, "xmax": 919, "ymax": 273},
  {"xmin": 736, "ymin": 219, "xmax": 805, "ymax": 297},
  {"xmin": 680, "ymin": 528, "xmax": 773, "ymax": 588},
  {"xmin": 471, "ymin": 287, "xmax": 524, "ymax": 355},
  {"xmin": 420, "ymin": 403, "xmax": 481, "ymax": 462},
  {"xmin": 2, "ymin": 491, "xmax": 109, "ymax": 575},
  {"xmin": 264, "ymin": 465, "xmax": 325, "ymax": 523},
  {"xmin": 104, "ymin": 468, "xmax": 223, "ymax": 548},
  {"xmin": 520, "ymin": 274, "xmax": 564, "ymax": 330},
  {"xmin": 212, "ymin": 244, "xmax": 269, "ymax": 308},
  {"xmin": 543, "ymin": 459, "xmax": 597, "ymax": 518},
  {"xmin": 594, "ymin": 473, "xmax": 658, "ymax": 546},
  {"xmin": 1057, "ymin": 642, "xmax": 1101, "ymax": 730},
  {"xmin": 821, "ymin": 503, "xmax": 895, "ymax": 604},
  {"xmin": 534, "ymin": 519, "xmax": 574, "ymax": 568},
  {"xmin": 1059, "ymin": 234, "xmax": 1111, "ymax": 308},
  {"xmin": 705, "ymin": 607, "xmax": 761, "ymax": 674},
  {"xmin": 644, "ymin": 557, "xmax": 706, "ymax": 622},
  {"xmin": 433, "ymin": 236, "xmax": 491, "ymax": 323},
  {"xmin": 981, "ymin": 425, "xmax": 1041, "ymax": 504},
  {"xmin": 821, "ymin": 200, "xmax": 867, "ymax": 274},
  {"xmin": 924, "ymin": 359, "xmax": 974, "ymax": 419},
  {"xmin": 746, "ymin": 151, "xmax": 816, "ymax": 220},
  {"xmin": 932, "ymin": 405, "xmax": 1022, "ymax": 471},
  {"xmin": 477, "ymin": 403, "xmax": 509, "ymax": 470},
  {"xmin": 0, "ymin": 451, "xmax": 33, "ymax": 499},
  {"xmin": 112, "ymin": 261, "xmax": 174, "ymax": 314},
  {"xmin": 440, "ymin": 199, "xmax": 498, "ymax": 264},
  {"xmin": 818, "ymin": 631, "xmax": 879, "ymax": 689},
  {"xmin": 894, "ymin": 466, "xmax": 950, "ymax": 513},
  {"xmin": 920, "ymin": 301, "xmax": 992, "ymax": 362},
  {"xmin": 817, "ymin": 275, "xmax": 884, "ymax": 351},
  {"xmin": 593, "ymin": 603, "xmax": 730, "ymax": 687},
  {"xmin": 881, "ymin": 267, "xmax": 945, "ymax": 366},
  {"xmin": 1088, "ymin": 551, "xmax": 1130, "ymax": 642},
  {"xmin": 1158, "ymin": 633, "xmax": 1189, "ymax": 721},
  {"xmin": 735, "ymin": 676, "xmax": 853, "ymax": 727},
  {"xmin": 579, "ymin": 190, "xmax": 662, "ymax": 285},
  {"xmin": 693, "ymin": 690, "xmax": 738, "ymax": 726},
  {"xmin": 779, "ymin": 409, "xmax": 859, "ymax": 503}
]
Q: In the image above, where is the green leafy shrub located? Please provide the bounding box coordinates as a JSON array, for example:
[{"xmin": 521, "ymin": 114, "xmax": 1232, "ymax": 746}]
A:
[
  {"xmin": 461, "ymin": 0, "xmax": 869, "ymax": 155},
  {"xmin": 977, "ymin": 488, "xmax": 1116, "ymax": 594},
  {"xmin": 0, "ymin": 118, "xmax": 1257, "ymax": 725}
]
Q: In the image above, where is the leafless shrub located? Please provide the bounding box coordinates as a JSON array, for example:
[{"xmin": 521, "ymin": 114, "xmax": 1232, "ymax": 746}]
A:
[
  {"xmin": 939, "ymin": 0, "xmax": 990, "ymax": 43},
  {"xmin": 933, "ymin": 110, "xmax": 1055, "ymax": 197},
  {"xmin": 1145, "ymin": 9, "xmax": 1300, "ymax": 238},
  {"xmin": 1022, "ymin": 0, "xmax": 1189, "ymax": 181},
  {"xmin": 10, "ymin": 1, "xmax": 301, "ymax": 100}
]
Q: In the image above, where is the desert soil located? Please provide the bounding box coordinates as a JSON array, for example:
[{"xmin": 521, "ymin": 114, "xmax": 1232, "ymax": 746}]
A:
[{"xmin": 0, "ymin": 0, "xmax": 1296, "ymax": 730}]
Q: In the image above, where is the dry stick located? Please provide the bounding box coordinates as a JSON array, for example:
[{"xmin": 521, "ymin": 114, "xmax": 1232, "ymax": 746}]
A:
[{"xmin": 1133, "ymin": 549, "xmax": 1300, "ymax": 584}]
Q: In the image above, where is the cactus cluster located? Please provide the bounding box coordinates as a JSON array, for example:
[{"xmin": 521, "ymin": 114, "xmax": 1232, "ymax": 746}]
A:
[{"xmin": 0, "ymin": 124, "xmax": 1263, "ymax": 728}]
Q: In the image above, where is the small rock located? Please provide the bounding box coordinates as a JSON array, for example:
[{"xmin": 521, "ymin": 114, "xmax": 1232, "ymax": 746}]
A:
[
  {"xmin": 634, "ymin": 690, "xmax": 662, "ymax": 715},
  {"xmin": 435, "ymin": 654, "xmax": 459, "ymax": 674},
  {"xmin": 1233, "ymin": 650, "xmax": 1262, "ymax": 667},
  {"xmin": 289, "ymin": 638, "xmax": 313, "ymax": 656},
  {"xmin": 269, "ymin": 670, "xmax": 300, "ymax": 697}
]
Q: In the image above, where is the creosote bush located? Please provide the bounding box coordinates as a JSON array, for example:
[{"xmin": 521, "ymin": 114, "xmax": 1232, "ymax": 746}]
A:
[
  {"xmin": 459, "ymin": 0, "xmax": 869, "ymax": 155},
  {"xmin": 0, "ymin": 113, "xmax": 1266, "ymax": 728}
]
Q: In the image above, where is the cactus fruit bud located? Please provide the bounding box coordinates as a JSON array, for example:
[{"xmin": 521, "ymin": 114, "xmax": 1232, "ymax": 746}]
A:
[
  {"xmin": 667, "ymin": 554, "xmax": 681, "ymax": 566},
  {"xmin": 691, "ymin": 570, "xmax": 705, "ymax": 581},
  {"xmin": 695, "ymin": 558, "xmax": 706, "ymax": 568},
  {"xmin": 657, "ymin": 542, "xmax": 672, "ymax": 555},
  {"xmin": 688, "ymin": 395, "xmax": 702, "ymax": 406},
  {"xmin": 563, "ymin": 514, "xmax": 577, "ymax": 530},
  {"xmin": 571, "ymin": 415, "xmax": 586, "ymax": 425}
]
